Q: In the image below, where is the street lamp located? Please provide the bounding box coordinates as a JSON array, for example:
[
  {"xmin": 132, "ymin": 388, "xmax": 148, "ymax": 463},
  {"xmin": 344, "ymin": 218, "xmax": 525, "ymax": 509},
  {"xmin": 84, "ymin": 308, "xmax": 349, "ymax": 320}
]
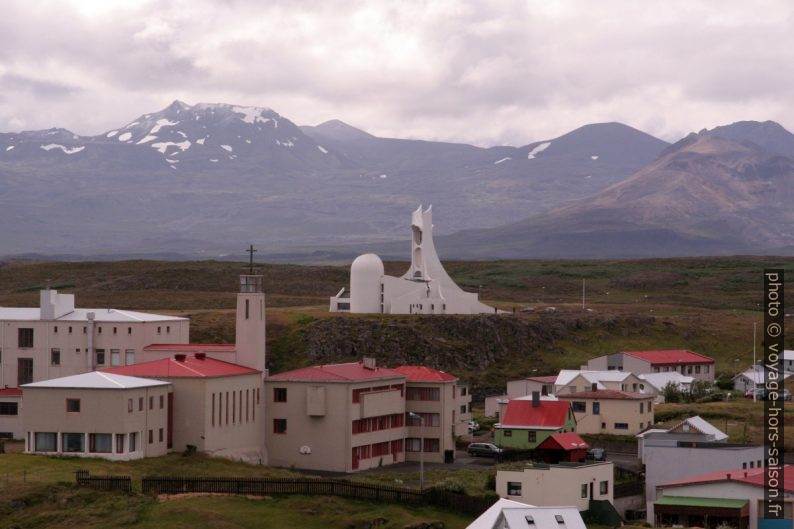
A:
[{"xmin": 408, "ymin": 412, "xmax": 424, "ymax": 490}]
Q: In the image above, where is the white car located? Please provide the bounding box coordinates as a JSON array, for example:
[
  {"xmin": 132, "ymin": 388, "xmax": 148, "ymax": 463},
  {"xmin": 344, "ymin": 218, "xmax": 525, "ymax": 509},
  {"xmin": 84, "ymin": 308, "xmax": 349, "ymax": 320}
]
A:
[{"xmin": 467, "ymin": 420, "xmax": 480, "ymax": 433}]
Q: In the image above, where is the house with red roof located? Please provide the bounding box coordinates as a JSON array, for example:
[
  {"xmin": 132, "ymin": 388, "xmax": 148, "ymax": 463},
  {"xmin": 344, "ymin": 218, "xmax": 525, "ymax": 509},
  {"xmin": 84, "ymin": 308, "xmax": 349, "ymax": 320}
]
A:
[
  {"xmin": 392, "ymin": 365, "xmax": 472, "ymax": 464},
  {"xmin": 655, "ymin": 465, "xmax": 794, "ymax": 529},
  {"xmin": 494, "ymin": 394, "xmax": 576, "ymax": 450},
  {"xmin": 104, "ymin": 353, "xmax": 264, "ymax": 464},
  {"xmin": 536, "ymin": 432, "xmax": 589, "ymax": 463},
  {"xmin": 582, "ymin": 349, "xmax": 715, "ymax": 382},
  {"xmin": 558, "ymin": 389, "xmax": 655, "ymax": 435},
  {"xmin": 264, "ymin": 358, "xmax": 408, "ymax": 472}
]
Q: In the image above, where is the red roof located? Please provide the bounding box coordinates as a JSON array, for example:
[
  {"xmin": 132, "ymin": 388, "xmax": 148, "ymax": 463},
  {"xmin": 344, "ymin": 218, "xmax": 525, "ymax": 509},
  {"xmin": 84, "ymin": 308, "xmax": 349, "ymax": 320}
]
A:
[
  {"xmin": 103, "ymin": 354, "xmax": 259, "ymax": 378},
  {"xmin": 538, "ymin": 432, "xmax": 589, "ymax": 451},
  {"xmin": 268, "ymin": 362, "xmax": 405, "ymax": 382},
  {"xmin": 660, "ymin": 465, "xmax": 794, "ymax": 492},
  {"xmin": 558, "ymin": 390, "xmax": 652, "ymax": 400},
  {"xmin": 144, "ymin": 343, "xmax": 236, "ymax": 353},
  {"xmin": 622, "ymin": 349, "xmax": 714, "ymax": 365},
  {"xmin": 391, "ymin": 366, "xmax": 457, "ymax": 382},
  {"xmin": 500, "ymin": 400, "xmax": 572, "ymax": 429},
  {"xmin": 0, "ymin": 388, "xmax": 23, "ymax": 397}
]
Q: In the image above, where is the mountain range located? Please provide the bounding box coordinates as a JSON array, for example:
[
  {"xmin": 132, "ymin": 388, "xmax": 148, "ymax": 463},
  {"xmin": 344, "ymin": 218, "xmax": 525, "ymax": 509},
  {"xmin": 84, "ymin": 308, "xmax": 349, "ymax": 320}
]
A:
[{"xmin": 1, "ymin": 100, "xmax": 794, "ymax": 260}]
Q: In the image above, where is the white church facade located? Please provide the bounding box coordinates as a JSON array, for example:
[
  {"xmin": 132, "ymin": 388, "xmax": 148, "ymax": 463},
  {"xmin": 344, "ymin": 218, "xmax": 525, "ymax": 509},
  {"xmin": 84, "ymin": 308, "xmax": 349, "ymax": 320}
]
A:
[{"xmin": 329, "ymin": 205, "xmax": 497, "ymax": 315}]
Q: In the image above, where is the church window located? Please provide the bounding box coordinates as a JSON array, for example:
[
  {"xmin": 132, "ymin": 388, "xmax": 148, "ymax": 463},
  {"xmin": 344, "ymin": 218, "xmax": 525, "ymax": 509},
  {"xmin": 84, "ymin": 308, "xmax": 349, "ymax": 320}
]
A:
[
  {"xmin": 226, "ymin": 392, "xmax": 229, "ymax": 425},
  {"xmin": 110, "ymin": 350, "xmax": 121, "ymax": 366},
  {"xmin": 18, "ymin": 328, "xmax": 33, "ymax": 348},
  {"xmin": 246, "ymin": 389, "xmax": 250, "ymax": 422},
  {"xmin": 232, "ymin": 392, "xmax": 236, "ymax": 423},
  {"xmin": 256, "ymin": 388, "xmax": 260, "ymax": 404},
  {"xmin": 51, "ymin": 349, "xmax": 60, "ymax": 366},
  {"xmin": 66, "ymin": 399, "xmax": 80, "ymax": 413}
]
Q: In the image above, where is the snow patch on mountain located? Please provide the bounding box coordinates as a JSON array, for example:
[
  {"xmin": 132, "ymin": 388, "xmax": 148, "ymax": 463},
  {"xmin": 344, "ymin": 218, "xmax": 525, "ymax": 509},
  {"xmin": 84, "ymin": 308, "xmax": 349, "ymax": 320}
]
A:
[
  {"xmin": 196, "ymin": 138, "xmax": 206, "ymax": 145},
  {"xmin": 137, "ymin": 135, "xmax": 157, "ymax": 144},
  {"xmin": 118, "ymin": 132, "xmax": 132, "ymax": 142},
  {"xmin": 220, "ymin": 144, "xmax": 233, "ymax": 152},
  {"xmin": 40, "ymin": 144, "xmax": 85, "ymax": 155},
  {"xmin": 528, "ymin": 142, "xmax": 551, "ymax": 159},
  {"xmin": 5, "ymin": 145, "xmax": 14, "ymax": 151},
  {"xmin": 317, "ymin": 145, "xmax": 329, "ymax": 154},
  {"xmin": 494, "ymin": 157, "xmax": 511, "ymax": 164},
  {"xmin": 150, "ymin": 119, "xmax": 178, "ymax": 134},
  {"xmin": 591, "ymin": 155, "xmax": 599, "ymax": 160},
  {"xmin": 106, "ymin": 130, "xmax": 118, "ymax": 138},
  {"xmin": 151, "ymin": 140, "xmax": 191, "ymax": 154}
]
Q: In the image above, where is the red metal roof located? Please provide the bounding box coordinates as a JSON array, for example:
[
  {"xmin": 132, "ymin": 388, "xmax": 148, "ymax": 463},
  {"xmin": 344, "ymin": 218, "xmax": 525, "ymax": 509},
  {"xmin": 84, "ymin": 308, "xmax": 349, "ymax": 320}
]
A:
[
  {"xmin": 268, "ymin": 362, "xmax": 405, "ymax": 382},
  {"xmin": 500, "ymin": 400, "xmax": 572, "ymax": 429},
  {"xmin": 538, "ymin": 432, "xmax": 589, "ymax": 451},
  {"xmin": 660, "ymin": 465, "xmax": 794, "ymax": 492},
  {"xmin": 0, "ymin": 388, "xmax": 23, "ymax": 396},
  {"xmin": 391, "ymin": 366, "xmax": 457, "ymax": 382},
  {"xmin": 558, "ymin": 390, "xmax": 653, "ymax": 400},
  {"xmin": 622, "ymin": 349, "xmax": 714, "ymax": 365},
  {"xmin": 143, "ymin": 343, "xmax": 236, "ymax": 352},
  {"xmin": 103, "ymin": 354, "xmax": 259, "ymax": 378}
]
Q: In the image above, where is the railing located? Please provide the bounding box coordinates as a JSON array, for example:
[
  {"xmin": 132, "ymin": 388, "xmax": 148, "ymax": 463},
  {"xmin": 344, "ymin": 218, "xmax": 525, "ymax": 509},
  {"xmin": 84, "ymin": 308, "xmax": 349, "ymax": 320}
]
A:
[{"xmin": 75, "ymin": 470, "xmax": 132, "ymax": 493}]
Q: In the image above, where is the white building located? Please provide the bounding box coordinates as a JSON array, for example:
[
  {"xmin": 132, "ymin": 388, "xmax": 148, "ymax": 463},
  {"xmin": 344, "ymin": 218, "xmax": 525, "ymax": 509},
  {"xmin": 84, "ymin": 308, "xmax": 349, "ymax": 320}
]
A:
[
  {"xmin": 638, "ymin": 372, "xmax": 694, "ymax": 402},
  {"xmin": 329, "ymin": 205, "xmax": 497, "ymax": 314},
  {"xmin": 733, "ymin": 365, "xmax": 792, "ymax": 393},
  {"xmin": 467, "ymin": 498, "xmax": 586, "ymax": 529},
  {"xmin": 553, "ymin": 369, "xmax": 644, "ymax": 394}
]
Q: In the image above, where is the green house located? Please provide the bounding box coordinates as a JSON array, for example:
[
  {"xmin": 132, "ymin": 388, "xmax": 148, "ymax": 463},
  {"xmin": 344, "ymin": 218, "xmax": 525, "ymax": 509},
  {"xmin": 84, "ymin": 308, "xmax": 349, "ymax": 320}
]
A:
[{"xmin": 494, "ymin": 397, "xmax": 576, "ymax": 450}]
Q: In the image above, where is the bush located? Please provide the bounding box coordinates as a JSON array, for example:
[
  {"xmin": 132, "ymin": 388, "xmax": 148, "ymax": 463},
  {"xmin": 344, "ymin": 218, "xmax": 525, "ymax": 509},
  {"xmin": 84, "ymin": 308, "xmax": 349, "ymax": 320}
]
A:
[
  {"xmin": 662, "ymin": 382, "xmax": 682, "ymax": 403},
  {"xmin": 715, "ymin": 373, "xmax": 736, "ymax": 391}
]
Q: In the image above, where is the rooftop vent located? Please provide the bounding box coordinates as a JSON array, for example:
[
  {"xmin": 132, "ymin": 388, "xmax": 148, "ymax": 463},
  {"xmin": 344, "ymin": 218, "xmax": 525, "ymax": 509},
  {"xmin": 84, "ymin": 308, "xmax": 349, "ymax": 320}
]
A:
[
  {"xmin": 362, "ymin": 357, "xmax": 377, "ymax": 370},
  {"xmin": 195, "ymin": 352, "xmax": 206, "ymax": 360},
  {"xmin": 524, "ymin": 515, "xmax": 535, "ymax": 525},
  {"xmin": 555, "ymin": 515, "xmax": 565, "ymax": 524},
  {"xmin": 175, "ymin": 354, "xmax": 187, "ymax": 362}
]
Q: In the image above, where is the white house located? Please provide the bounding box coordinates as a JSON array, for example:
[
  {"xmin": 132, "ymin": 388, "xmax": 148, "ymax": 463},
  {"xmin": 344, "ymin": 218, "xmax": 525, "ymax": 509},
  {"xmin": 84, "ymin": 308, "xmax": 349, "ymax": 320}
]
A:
[
  {"xmin": 496, "ymin": 462, "xmax": 614, "ymax": 511},
  {"xmin": 329, "ymin": 205, "xmax": 497, "ymax": 315},
  {"xmin": 466, "ymin": 499, "xmax": 586, "ymax": 529},
  {"xmin": 554, "ymin": 370, "xmax": 643, "ymax": 394},
  {"xmin": 733, "ymin": 366, "xmax": 792, "ymax": 393},
  {"xmin": 638, "ymin": 372, "xmax": 694, "ymax": 402}
]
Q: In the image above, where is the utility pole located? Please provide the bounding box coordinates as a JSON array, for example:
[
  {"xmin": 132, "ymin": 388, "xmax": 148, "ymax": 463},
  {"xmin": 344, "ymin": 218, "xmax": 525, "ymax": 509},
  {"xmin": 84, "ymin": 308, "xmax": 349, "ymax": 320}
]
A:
[
  {"xmin": 582, "ymin": 279, "xmax": 586, "ymax": 310},
  {"xmin": 753, "ymin": 322, "xmax": 757, "ymax": 403}
]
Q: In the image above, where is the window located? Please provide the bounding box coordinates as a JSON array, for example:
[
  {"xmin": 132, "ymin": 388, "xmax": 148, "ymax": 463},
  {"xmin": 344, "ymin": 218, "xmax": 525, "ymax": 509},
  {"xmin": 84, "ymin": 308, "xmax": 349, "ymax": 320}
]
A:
[
  {"xmin": 68, "ymin": 326, "xmax": 72, "ymax": 334},
  {"xmin": 98, "ymin": 326, "xmax": 102, "ymax": 334},
  {"xmin": 507, "ymin": 481, "xmax": 522, "ymax": 496},
  {"xmin": 157, "ymin": 326, "xmax": 161, "ymax": 334},
  {"xmin": 138, "ymin": 397, "xmax": 143, "ymax": 411},
  {"xmin": 572, "ymin": 401, "xmax": 586, "ymax": 412},
  {"xmin": 89, "ymin": 433, "xmax": 112, "ymax": 453},
  {"xmin": 127, "ymin": 399, "xmax": 133, "ymax": 413},
  {"xmin": 116, "ymin": 433, "xmax": 124, "ymax": 453},
  {"xmin": 149, "ymin": 396, "xmax": 153, "ymax": 410},
  {"xmin": 406, "ymin": 412, "xmax": 440, "ymax": 427},
  {"xmin": 274, "ymin": 387, "xmax": 287, "ymax": 402},
  {"xmin": 17, "ymin": 358, "xmax": 33, "ymax": 386},
  {"xmin": 614, "ymin": 423, "xmax": 629, "ymax": 430},
  {"xmin": 212, "ymin": 393, "xmax": 216, "ymax": 426},
  {"xmin": 758, "ymin": 460, "xmax": 763, "ymax": 468},
  {"xmin": 158, "ymin": 428, "xmax": 163, "ymax": 442},
  {"xmin": 53, "ymin": 326, "xmax": 58, "ymax": 334},
  {"xmin": 256, "ymin": 388, "xmax": 260, "ymax": 404},
  {"xmin": 705, "ymin": 365, "xmax": 710, "ymax": 373},
  {"xmin": 35, "ymin": 432, "xmax": 57, "ymax": 452},
  {"xmin": 648, "ymin": 401, "xmax": 652, "ymax": 412},
  {"xmin": 593, "ymin": 402, "xmax": 600, "ymax": 415},
  {"xmin": 96, "ymin": 349, "xmax": 105, "ymax": 365},
  {"xmin": 743, "ymin": 462, "xmax": 748, "ymax": 469},
  {"xmin": 639, "ymin": 402, "xmax": 644, "ymax": 413},
  {"xmin": 148, "ymin": 430, "xmax": 153, "ymax": 444},
  {"xmin": 166, "ymin": 326, "xmax": 170, "ymax": 334},
  {"xmin": 528, "ymin": 431, "xmax": 536, "ymax": 443},
  {"xmin": 63, "ymin": 433, "xmax": 84, "ymax": 453},
  {"xmin": 503, "ymin": 429, "xmax": 513, "ymax": 437},
  {"xmin": 66, "ymin": 399, "xmax": 81, "ymax": 413},
  {"xmin": 245, "ymin": 299, "xmax": 250, "ymax": 319},
  {"xmin": 83, "ymin": 326, "xmax": 87, "ymax": 334},
  {"xmin": 159, "ymin": 395, "xmax": 164, "ymax": 409},
  {"xmin": 18, "ymin": 328, "xmax": 33, "ymax": 348},
  {"xmin": 113, "ymin": 327, "xmax": 117, "ymax": 335},
  {"xmin": 581, "ymin": 484, "xmax": 588, "ymax": 498},
  {"xmin": 128, "ymin": 327, "xmax": 132, "ymax": 335},
  {"xmin": 568, "ymin": 386, "xmax": 576, "ymax": 393},
  {"xmin": 687, "ymin": 365, "xmax": 693, "ymax": 374},
  {"xmin": 0, "ymin": 403, "xmax": 19, "ymax": 416},
  {"xmin": 110, "ymin": 349, "xmax": 121, "ymax": 366},
  {"xmin": 460, "ymin": 405, "xmax": 467, "ymax": 414},
  {"xmin": 600, "ymin": 480, "xmax": 609, "ymax": 495},
  {"xmin": 50, "ymin": 348, "xmax": 60, "ymax": 366},
  {"xmin": 405, "ymin": 387, "xmax": 440, "ymax": 401},
  {"xmin": 129, "ymin": 432, "xmax": 137, "ymax": 452},
  {"xmin": 125, "ymin": 350, "xmax": 135, "ymax": 365},
  {"xmin": 695, "ymin": 365, "xmax": 701, "ymax": 374},
  {"xmin": 405, "ymin": 438, "xmax": 422, "ymax": 452},
  {"xmin": 273, "ymin": 419, "xmax": 287, "ymax": 434}
]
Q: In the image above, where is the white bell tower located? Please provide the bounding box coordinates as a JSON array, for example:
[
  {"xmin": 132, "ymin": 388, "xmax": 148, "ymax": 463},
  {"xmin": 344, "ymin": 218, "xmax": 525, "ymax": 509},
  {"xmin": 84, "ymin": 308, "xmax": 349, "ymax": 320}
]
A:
[{"xmin": 235, "ymin": 245, "xmax": 266, "ymax": 373}]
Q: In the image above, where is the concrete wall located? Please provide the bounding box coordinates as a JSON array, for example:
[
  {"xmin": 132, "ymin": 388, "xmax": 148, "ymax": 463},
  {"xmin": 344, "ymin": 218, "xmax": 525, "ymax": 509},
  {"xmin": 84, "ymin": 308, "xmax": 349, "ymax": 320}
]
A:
[
  {"xmin": 0, "ymin": 317, "xmax": 189, "ymax": 388},
  {"xmin": 644, "ymin": 443, "xmax": 765, "ymax": 523},
  {"xmin": 561, "ymin": 396, "xmax": 655, "ymax": 435},
  {"xmin": 496, "ymin": 462, "xmax": 614, "ymax": 511},
  {"xmin": 484, "ymin": 394, "xmax": 509, "ymax": 418},
  {"xmin": 22, "ymin": 384, "xmax": 170, "ymax": 460}
]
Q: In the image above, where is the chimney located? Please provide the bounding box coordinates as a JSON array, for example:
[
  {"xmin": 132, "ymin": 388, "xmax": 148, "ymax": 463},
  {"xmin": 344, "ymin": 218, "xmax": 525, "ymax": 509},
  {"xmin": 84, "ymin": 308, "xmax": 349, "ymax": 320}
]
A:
[
  {"xmin": 194, "ymin": 352, "xmax": 206, "ymax": 360},
  {"xmin": 532, "ymin": 391, "xmax": 540, "ymax": 408},
  {"xmin": 362, "ymin": 357, "xmax": 377, "ymax": 370},
  {"xmin": 175, "ymin": 354, "xmax": 187, "ymax": 362},
  {"xmin": 591, "ymin": 382, "xmax": 598, "ymax": 392},
  {"xmin": 726, "ymin": 473, "xmax": 731, "ymax": 480}
]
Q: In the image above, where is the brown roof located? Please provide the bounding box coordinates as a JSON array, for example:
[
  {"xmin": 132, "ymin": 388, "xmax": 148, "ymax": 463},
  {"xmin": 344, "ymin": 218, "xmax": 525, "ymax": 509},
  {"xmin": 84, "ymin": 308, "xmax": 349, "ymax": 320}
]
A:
[{"xmin": 557, "ymin": 390, "xmax": 653, "ymax": 400}]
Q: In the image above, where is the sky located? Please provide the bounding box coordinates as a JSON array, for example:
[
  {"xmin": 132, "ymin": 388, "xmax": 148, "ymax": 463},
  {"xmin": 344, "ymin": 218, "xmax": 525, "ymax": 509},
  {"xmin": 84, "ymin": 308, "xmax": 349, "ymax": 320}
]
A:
[{"xmin": 1, "ymin": 0, "xmax": 793, "ymax": 146}]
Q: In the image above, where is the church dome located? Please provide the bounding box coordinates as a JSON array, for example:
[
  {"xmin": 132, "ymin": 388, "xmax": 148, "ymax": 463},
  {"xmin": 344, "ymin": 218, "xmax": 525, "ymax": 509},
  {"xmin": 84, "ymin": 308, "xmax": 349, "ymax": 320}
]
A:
[
  {"xmin": 351, "ymin": 253, "xmax": 384, "ymax": 276},
  {"xmin": 350, "ymin": 253, "xmax": 383, "ymax": 313}
]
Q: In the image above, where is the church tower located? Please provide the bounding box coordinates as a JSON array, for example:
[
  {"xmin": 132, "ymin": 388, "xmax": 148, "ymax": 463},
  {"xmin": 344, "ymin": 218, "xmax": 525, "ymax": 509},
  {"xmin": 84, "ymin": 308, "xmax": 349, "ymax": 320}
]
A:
[{"xmin": 235, "ymin": 274, "xmax": 266, "ymax": 374}]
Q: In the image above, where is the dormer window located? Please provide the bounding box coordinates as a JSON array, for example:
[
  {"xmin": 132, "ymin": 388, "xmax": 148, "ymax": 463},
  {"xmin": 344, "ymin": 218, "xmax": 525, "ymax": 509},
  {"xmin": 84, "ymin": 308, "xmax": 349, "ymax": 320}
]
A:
[
  {"xmin": 525, "ymin": 515, "xmax": 535, "ymax": 525},
  {"xmin": 555, "ymin": 515, "xmax": 564, "ymax": 524}
]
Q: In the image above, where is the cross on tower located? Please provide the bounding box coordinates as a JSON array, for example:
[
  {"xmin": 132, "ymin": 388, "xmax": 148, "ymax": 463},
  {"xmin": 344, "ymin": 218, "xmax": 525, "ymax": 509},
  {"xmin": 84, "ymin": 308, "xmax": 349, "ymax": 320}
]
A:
[{"xmin": 246, "ymin": 244, "xmax": 257, "ymax": 274}]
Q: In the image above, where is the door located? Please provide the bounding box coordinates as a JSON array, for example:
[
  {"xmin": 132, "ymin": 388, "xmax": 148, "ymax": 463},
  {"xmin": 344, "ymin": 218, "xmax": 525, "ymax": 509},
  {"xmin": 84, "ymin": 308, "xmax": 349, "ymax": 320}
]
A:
[{"xmin": 589, "ymin": 482, "xmax": 593, "ymax": 500}]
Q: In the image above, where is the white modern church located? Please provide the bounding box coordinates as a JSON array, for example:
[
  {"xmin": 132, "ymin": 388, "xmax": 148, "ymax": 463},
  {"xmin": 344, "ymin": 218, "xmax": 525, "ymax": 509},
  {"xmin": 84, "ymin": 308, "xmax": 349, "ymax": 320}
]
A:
[{"xmin": 329, "ymin": 205, "xmax": 497, "ymax": 315}]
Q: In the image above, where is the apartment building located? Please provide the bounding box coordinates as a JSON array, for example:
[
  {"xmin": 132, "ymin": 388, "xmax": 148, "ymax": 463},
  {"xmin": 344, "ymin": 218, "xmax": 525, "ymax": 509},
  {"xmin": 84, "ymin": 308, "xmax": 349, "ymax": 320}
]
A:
[
  {"xmin": 22, "ymin": 371, "xmax": 171, "ymax": 460},
  {"xmin": 583, "ymin": 350, "xmax": 715, "ymax": 382}
]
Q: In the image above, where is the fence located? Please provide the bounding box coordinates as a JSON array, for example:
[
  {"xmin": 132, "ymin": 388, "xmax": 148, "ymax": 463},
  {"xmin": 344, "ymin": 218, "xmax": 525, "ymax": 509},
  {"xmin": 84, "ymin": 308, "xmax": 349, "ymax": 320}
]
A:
[{"xmin": 75, "ymin": 470, "xmax": 132, "ymax": 493}]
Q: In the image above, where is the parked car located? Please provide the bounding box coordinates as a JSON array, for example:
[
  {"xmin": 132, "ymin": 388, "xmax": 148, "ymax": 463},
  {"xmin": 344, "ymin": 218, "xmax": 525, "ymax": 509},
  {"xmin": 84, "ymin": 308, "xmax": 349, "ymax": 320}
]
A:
[
  {"xmin": 586, "ymin": 448, "xmax": 606, "ymax": 461},
  {"xmin": 467, "ymin": 442, "xmax": 503, "ymax": 457},
  {"xmin": 519, "ymin": 307, "xmax": 535, "ymax": 313},
  {"xmin": 467, "ymin": 420, "xmax": 480, "ymax": 433}
]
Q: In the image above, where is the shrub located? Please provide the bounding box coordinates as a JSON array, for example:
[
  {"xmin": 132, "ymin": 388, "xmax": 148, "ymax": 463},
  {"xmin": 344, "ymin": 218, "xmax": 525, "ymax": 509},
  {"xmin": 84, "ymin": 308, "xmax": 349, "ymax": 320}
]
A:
[{"xmin": 662, "ymin": 382, "xmax": 681, "ymax": 403}]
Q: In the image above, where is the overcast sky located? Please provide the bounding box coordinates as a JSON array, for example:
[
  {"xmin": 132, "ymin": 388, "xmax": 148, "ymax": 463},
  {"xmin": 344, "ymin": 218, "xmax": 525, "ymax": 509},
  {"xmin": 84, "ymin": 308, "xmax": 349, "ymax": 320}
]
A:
[{"xmin": 1, "ymin": 0, "xmax": 793, "ymax": 146}]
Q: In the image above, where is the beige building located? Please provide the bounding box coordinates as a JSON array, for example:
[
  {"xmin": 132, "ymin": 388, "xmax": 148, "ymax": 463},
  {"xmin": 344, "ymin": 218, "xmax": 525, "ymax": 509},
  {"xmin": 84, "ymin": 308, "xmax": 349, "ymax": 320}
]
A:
[
  {"xmin": 392, "ymin": 365, "xmax": 471, "ymax": 463},
  {"xmin": 104, "ymin": 352, "xmax": 265, "ymax": 463},
  {"xmin": 22, "ymin": 371, "xmax": 171, "ymax": 460},
  {"xmin": 582, "ymin": 350, "xmax": 715, "ymax": 382},
  {"xmin": 496, "ymin": 461, "xmax": 615, "ymax": 511},
  {"xmin": 0, "ymin": 289, "xmax": 189, "ymax": 391},
  {"xmin": 265, "ymin": 359, "xmax": 407, "ymax": 472},
  {"xmin": 558, "ymin": 390, "xmax": 655, "ymax": 435},
  {"xmin": 554, "ymin": 370, "xmax": 644, "ymax": 395}
]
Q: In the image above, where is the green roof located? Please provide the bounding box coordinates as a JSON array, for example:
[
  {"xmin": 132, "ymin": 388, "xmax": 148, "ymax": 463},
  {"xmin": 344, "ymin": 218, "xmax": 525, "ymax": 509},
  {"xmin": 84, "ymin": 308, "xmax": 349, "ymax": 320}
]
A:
[{"xmin": 655, "ymin": 496, "xmax": 748, "ymax": 509}]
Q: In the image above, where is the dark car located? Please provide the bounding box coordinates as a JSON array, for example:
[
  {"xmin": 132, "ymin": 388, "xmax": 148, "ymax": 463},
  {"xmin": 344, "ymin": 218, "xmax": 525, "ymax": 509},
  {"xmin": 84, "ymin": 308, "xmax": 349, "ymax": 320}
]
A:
[
  {"xmin": 586, "ymin": 448, "xmax": 606, "ymax": 461},
  {"xmin": 467, "ymin": 442, "xmax": 503, "ymax": 457}
]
